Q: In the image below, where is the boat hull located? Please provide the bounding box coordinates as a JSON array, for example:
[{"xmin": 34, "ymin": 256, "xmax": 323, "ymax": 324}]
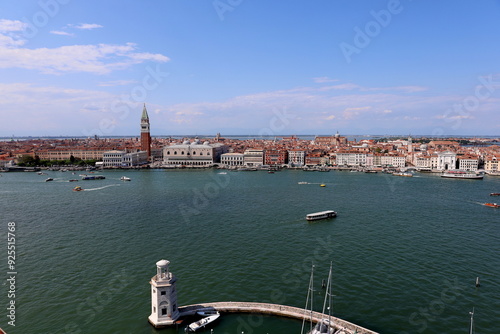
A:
[{"xmin": 306, "ymin": 210, "xmax": 337, "ymax": 221}]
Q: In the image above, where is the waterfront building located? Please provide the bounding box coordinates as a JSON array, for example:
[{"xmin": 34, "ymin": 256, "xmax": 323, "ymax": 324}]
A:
[
  {"xmin": 102, "ymin": 150, "xmax": 148, "ymax": 167},
  {"xmin": 414, "ymin": 154, "xmax": 432, "ymax": 169},
  {"xmin": 336, "ymin": 151, "xmax": 367, "ymax": 166},
  {"xmin": 243, "ymin": 148, "xmax": 264, "ymax": 167},
  {"xmin": 264, "ymin": 149, "xmax": 288, "ymax": 166},
  {"xmin": 36, "ymin": 147, "xmax": 110, "ymax": 161},
  {"xmin": 304, "ymin": 151, "xmax": 324, "ymax": 166},
  {"xmin": 148, "ymin": 260, "xmax": 180, "ymax": 327},
  {"xmin": 365, "ymin": 154, "xmax": 374, "ymax": 167},
  {"xmin": 288, "ymin": 149, "xmax": 305, "ymax": 167},
  {"xmin": 220, "ymin": 153, "xmax": 244, "ymax": 167},
  {"xmin": 484, "ymin": 155, "xmax": 500, "ymax": 173},
  {"xmin": 437, "ymin": 151, "xmax": 457, "ymax": 170},
  {"xmin": 458, "ymin": 155, "xmax": 479, "ymax": 171},
  {"xmin": 141, "ymin": 104, "xmax": 152, "ymax": 158},
  {"xmin": 163, "ymin": 139, "xmax": 228, "ymax": 167}
]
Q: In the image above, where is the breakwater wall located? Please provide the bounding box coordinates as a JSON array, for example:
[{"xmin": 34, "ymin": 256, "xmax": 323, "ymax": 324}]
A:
[{"xmin": 179, "ymin": 301, "xmax": 378, "ymax": 334}]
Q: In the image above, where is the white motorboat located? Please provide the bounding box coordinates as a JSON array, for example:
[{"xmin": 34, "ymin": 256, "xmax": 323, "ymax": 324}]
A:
[
  {"xmin": 196, "ymin": 309, "xmax": 219, "ymax": 317},
  {"xmin": 187, "ymin": 312, "xmax": 220, "ymax": 332},
  {"xmin": 120, "ymin": 176, "xmax": 131, "ymax": 181}
]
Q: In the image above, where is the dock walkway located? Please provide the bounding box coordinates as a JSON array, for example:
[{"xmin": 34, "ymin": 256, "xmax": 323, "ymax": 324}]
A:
[{"xmin": 179, "ymin": 301, "xmax": 378, "ymax": 334}]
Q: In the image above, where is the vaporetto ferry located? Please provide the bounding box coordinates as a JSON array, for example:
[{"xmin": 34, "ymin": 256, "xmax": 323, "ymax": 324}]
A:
[
  {"xmin": 306, "ymin": 210, "xmax": 337, "ymax": 221},
  {"xmin": 440, "ymin": 170, "xmax": 483, "ymax": 179}
]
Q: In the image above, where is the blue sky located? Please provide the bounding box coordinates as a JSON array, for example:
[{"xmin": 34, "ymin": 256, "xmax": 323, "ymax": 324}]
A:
[{"xmin": 1, "ymin": 0, "xmax": 500, "ymax": 137}]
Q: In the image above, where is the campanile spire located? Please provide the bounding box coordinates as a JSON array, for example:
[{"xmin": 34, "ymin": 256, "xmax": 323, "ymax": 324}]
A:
[{"xmin": 141, "ymin": 104, "xmax": 152, "ymax": 157}]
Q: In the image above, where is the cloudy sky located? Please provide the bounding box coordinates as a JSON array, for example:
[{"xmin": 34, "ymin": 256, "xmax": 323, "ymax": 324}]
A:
[{"xmin": 1, "ymin": 0, "xmax": 500, "ymax": 137}]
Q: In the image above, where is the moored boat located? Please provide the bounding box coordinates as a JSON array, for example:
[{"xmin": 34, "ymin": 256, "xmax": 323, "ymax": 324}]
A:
[
  {"xmin": 393, "ymin": 172, "xmax": 413, "ymax": 177},
  {"xmin": 196, "ymin": 309, "xmax": 218, "ymax": 317},
  {"xmin": 187, "ymin": 312, "xmax": 220, "ymax": 332},
  {"xmin": 306, "ymin": 210, "xmax": 337, "ymax": 221},
  {"xmin": 81, "ymin": 175, "xmax": 105, "ymax": 180}
]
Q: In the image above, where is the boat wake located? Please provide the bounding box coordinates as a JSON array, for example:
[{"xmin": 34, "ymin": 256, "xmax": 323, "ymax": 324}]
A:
[{"xmin": 83, "ymin": 184, "xmax": 120, "ymax": 191}]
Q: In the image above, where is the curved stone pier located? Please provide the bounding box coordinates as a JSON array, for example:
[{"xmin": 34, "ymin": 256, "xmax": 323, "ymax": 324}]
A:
[{"xmin": 178, "ymin": 301, "xmax": 378, "ymax": 334}]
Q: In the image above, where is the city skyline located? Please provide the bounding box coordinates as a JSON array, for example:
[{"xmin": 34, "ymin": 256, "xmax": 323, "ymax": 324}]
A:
[{"xmin": 1, "ymin": 1, "xmax": 500, "ymax": 137}]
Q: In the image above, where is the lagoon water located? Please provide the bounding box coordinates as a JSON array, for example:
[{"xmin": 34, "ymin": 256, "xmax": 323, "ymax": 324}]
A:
[{"xmin": 1, "ymin": 169, "xmax": 499, "ymax": 334}]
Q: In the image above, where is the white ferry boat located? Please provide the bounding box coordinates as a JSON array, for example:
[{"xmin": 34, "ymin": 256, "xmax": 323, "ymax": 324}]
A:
[
  {"xmin": 441, "ymin": 170, "xmax": 483, "ymax": 180},
  {"xmin": 306, "ymin": 210, "xmax": 337, "ymax": 221}
]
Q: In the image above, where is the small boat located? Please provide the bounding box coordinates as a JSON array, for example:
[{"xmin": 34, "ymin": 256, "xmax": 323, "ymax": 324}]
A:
[
  {"xmin": 81, "ymin": 175, "xmax": 105, "ymax": 180},
  {"xmin": 73, "ymin": 186, "xmax": 83, "ymax": 192},
  {"xmin": 490, "ymin": 192, "xmax": 500, "ymax": 196},
  {"xmin": 393, "ymin": 172, "xmax": 413, "ymax": 177},
  {"xmin": 196, "ymin": 310, "xmax": 219, "ymax": 317},
  {"xmin": 306, "ymin": 210, "xmax": 337, "ymax": 221},
  {"xmin": 484, "ymin": 203, "xmax": 499, "ymax": 208},
  {"xmin": 120, "ymin": 176, "xmax": 131, "ymax": 181},
  {"xmin": 187, "ymin": 312, "xmax": 220, "ymax": 332},
  {"xmin": 320, "ymin": 184, "xmax": 326, "ymax": 187},
  {"xmin": 68, "ymin": 179, "xmax": 79, "ymax": 182},
  {"xmin": 45, "ymin": 178, "xmax": 53, "ymax": 182}
]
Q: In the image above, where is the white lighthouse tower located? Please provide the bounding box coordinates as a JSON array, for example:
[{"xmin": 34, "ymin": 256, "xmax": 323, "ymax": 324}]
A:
[{"xmin": 148, "ymin": 259, "xmax": 180, "ymax": 327}]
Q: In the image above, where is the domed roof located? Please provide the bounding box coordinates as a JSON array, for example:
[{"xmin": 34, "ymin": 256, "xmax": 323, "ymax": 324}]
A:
[
  {"xmin": 182, "ymin": 140, "xmax": 190, "ymax": 145},
  {"xmin": 203, "ymin": 141, "xmax": 210, "ymax": 145},
  {"xmin": 156, "ymin": 259, "xmax": 170, "ymax": 268}
]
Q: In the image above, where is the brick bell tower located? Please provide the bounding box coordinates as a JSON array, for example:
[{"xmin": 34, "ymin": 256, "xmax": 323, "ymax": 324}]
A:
[{"xmin": 141, "ymin": 103, "xmax": 152, "ymax": 158}]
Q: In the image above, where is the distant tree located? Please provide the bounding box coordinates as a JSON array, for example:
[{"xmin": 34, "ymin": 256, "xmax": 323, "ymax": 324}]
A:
[{"xmin": 17, "ymin": 155, "xmax": 35, "ymax": 166}]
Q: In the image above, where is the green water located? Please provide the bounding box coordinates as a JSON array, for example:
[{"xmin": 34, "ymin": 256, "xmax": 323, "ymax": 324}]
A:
[{"xmin": 1, "ymin": 169, "xmax": 499, "ymax": 333}]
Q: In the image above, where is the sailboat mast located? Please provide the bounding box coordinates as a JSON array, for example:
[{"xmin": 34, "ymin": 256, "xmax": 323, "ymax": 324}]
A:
[
  {"xmin": 301, "ymin": 264, "xmax": 315, "ymax": 334},
  {"xmin": 328, "ymin": 262, "xmax": 333, "ymax": 326},
  {"xmin": 469, "ymin": 308, "xmax": 474, "ymax": 334}
]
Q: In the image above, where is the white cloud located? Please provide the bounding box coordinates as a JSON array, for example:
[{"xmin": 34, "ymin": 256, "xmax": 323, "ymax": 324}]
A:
[
  {"xmin": 313, "ymin": 77, "xmax": 339, "ymax": 83},
  {"xmin": 0, "ymin": 41, "xmax": 170, "ymax": 74},
  {"xmin": 0, "ymin": 19, "xmax": 26, "ymax": 32},
  {"xmin": 73, "ymin": 23, "xmax": 103, "ymax": 30},
  {"xmin": 50, "ymin": 30, "xmax": 74, "ymax": 36},
  {"xmin": 0, "ymin": 20, "xmax": 169, "ymax": 74},
  {"xmin": 98, "ymin": 80, "xmax": 138, "ymax": 87}
]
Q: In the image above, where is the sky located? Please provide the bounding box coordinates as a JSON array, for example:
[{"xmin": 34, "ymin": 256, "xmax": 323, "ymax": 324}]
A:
[{"xmin": 1, "ymin": 0, "xmax": 500, "ymax": 137}]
